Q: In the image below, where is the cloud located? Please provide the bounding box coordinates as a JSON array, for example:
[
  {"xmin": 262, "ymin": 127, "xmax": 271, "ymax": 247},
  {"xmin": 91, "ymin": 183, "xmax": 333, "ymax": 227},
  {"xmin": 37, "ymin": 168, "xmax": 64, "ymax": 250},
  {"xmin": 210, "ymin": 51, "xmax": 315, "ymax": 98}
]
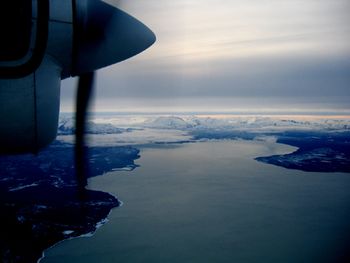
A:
[{"xmin": 61, "ymin": 0, "xmax": 350, "ymax": 112}]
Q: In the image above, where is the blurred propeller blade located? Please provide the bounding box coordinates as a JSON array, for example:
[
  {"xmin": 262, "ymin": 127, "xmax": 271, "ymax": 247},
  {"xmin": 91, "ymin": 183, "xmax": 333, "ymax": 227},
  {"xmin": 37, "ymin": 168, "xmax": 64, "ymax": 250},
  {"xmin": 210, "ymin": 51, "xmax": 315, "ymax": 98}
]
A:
[
  {"xmin": 75, "ymin": 72, "xmax": 95, "ymax": 193},
  {"xmin": 73, "ymin": 0, "xmax": 156, "ymax": 192},
  {"xmin": 73, "ymin": 0, "xmax": 156, "ymax": 75}
]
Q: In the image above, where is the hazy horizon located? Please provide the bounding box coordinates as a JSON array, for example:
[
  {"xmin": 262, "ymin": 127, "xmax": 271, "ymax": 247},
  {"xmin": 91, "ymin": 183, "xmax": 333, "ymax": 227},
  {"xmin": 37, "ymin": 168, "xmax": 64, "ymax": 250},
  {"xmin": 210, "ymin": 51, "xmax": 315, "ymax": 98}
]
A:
[{"xmin": 59, "ymin": 108, "xmax": 350, "ymax": 116}]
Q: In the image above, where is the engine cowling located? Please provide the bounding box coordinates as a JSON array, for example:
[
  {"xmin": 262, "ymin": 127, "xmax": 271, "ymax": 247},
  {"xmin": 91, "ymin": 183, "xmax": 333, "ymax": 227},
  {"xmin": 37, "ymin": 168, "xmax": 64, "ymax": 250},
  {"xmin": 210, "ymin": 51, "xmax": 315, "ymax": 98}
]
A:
[{"xmin": 0, "ymin": 0, "xmax": 155, "ymax": 153}]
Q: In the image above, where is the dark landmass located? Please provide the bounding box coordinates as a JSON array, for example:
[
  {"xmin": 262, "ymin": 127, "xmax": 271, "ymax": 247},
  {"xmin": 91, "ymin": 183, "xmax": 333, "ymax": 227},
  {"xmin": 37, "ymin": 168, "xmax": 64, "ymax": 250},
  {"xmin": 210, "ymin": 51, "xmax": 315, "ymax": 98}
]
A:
[
  {"xmin": 0, "ymin": 141, "xmax": 140, "ymax": 263},
  {"xmin": 192, "ymin": 130, "xmax": 350, "ymax": 173},
  {"xmin": 256, "ymin": 131, "xmax": 350, "ymax": 173},
  {"xmin": 191, "ymin": 130, "xmax": 257, "ymax": 141},
  {"xmin": 0, "ymin": 185, "xmax": 118, "ymax": 263}
]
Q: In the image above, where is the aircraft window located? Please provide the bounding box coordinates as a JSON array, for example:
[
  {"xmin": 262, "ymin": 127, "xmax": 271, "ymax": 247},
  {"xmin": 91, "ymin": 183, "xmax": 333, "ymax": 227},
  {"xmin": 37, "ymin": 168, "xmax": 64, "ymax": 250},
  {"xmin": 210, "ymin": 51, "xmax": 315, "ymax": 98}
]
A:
[{"xmin": 0, "ymin": 0, "xmax": 32, "ymax": 61}]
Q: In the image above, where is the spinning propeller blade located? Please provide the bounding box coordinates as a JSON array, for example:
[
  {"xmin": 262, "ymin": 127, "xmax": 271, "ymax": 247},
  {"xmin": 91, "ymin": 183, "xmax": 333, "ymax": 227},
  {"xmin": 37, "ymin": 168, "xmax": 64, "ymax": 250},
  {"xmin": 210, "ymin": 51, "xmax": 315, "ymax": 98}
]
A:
[
  {"xmin": 73, "ymin": 0, "xmax": 155, "ymax": 190},
  {"xmin": 75, "ymin": 72, "xmax": 94, "ymax": 191}
]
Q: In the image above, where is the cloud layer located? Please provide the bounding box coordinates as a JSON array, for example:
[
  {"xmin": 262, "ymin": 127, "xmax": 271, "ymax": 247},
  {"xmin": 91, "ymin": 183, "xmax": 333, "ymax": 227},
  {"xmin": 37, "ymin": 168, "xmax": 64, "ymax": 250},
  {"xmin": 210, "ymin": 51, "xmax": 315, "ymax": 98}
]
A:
[{"xmin": 61, "ymin": 0, "xmax": 350, "ymax": 112}]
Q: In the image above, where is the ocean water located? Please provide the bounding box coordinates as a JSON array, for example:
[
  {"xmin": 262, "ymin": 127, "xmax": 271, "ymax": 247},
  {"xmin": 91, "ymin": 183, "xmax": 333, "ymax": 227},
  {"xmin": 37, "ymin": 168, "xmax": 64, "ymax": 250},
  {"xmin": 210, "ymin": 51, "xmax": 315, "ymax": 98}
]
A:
[{"xmin": 42, "ymin": 140, "xmax": 350, "ymax": 263}]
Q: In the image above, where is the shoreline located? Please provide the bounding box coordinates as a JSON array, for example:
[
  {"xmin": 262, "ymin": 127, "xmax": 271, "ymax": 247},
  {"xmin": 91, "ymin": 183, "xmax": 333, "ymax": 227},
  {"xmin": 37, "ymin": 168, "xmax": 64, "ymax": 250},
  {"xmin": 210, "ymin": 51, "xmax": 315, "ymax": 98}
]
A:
[
  {"xmin": 2, "ymin": 128, "xmax": 349, "ymax": 262},
  {"xmin": 37, "ymin": 199, "xmax": 121, "ymax": 263}
]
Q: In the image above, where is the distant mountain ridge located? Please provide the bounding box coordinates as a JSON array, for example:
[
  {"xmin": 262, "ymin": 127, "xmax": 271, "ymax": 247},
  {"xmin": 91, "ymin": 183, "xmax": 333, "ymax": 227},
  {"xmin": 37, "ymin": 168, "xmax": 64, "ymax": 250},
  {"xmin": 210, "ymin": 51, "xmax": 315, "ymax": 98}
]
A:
[
  {"xmin": 58, "ymin": 118, "xmax": 130, "ymax": 135},
  {"xmin": 141, "ymin": 115, "xmax": 350, "ymax": 131}
]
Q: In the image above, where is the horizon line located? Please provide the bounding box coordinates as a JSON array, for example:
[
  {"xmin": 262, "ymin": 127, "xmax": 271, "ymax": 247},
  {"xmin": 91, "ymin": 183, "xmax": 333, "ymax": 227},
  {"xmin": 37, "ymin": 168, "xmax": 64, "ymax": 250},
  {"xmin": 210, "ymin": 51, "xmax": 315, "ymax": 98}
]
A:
[{"xmin": 59, "ymin": 110, "xmax": 350, "ymax": 117}]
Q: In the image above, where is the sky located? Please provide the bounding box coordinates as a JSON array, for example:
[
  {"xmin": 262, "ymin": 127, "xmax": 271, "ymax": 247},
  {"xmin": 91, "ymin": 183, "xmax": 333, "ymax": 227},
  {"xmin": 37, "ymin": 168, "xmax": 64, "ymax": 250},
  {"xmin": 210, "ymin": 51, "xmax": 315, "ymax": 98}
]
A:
[{"xmin": 60, "ymin": 0, "xmax": 350, "ymax": 113}]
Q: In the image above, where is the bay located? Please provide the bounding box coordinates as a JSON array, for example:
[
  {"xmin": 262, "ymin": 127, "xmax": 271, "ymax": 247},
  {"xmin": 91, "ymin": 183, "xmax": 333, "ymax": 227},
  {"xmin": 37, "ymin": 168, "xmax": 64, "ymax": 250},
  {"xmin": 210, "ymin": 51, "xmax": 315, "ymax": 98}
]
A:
[{"xmin": 42, "ymin": 140, "xmax": 350, "ymax": 263}]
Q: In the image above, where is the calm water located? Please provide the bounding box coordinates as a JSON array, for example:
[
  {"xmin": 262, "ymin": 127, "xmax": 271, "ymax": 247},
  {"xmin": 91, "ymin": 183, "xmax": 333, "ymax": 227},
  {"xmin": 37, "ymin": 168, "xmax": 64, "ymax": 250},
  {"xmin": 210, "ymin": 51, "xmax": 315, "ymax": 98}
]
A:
[{"xmin": 42, "ymin": 140, "xmax": 350, "ymax": 263}]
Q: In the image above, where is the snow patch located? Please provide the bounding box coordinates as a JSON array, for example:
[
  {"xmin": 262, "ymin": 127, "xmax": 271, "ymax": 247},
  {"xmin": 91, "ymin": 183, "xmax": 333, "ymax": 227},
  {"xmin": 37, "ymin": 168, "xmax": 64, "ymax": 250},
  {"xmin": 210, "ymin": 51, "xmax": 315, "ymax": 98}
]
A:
[{"xmin": 9, "ymin": 183, "xmax": 39, "ymax": 192}]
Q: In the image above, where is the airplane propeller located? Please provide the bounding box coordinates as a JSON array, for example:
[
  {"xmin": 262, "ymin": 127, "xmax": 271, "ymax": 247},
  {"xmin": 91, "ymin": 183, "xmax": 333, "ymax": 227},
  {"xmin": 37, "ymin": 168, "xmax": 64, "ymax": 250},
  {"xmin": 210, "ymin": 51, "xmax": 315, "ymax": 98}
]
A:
[
  {"xmin": 72, "ymin": 0, "xmax": 155, "ymax": 191},
  {"xmin": 0, "ymin": 0, "xmax": 155, "ymax": 193},
  {"xmin": 75, "ymin": 72, "xmax": 94, "ymax": 192}
]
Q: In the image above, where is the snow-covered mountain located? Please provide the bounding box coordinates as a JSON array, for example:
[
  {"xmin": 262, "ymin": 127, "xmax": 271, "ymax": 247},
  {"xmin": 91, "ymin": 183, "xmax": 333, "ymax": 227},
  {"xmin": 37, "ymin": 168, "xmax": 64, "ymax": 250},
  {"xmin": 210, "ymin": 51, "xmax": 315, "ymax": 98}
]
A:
[
  {"xmin": 144, "ymin": 116, "xmax": 192, "ymax": 129},
  {"xmin": 58, "ymin": 117, "xmax": 128, "ymax": 135},
  {"xmin": 139, "ymin": 115, "xmax": 350, "ymax": 131},
  {"xmin": 58, "ymin": 114, "xmax": 350, "ymax": 138}
]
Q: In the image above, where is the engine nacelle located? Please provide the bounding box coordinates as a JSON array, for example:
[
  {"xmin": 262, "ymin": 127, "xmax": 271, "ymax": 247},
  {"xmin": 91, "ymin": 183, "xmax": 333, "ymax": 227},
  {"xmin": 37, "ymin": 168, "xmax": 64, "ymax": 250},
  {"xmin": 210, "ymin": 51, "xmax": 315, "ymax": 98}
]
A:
[{"xmin": 0, "ymin": 0, "xmax": 155, "ymax": 153}]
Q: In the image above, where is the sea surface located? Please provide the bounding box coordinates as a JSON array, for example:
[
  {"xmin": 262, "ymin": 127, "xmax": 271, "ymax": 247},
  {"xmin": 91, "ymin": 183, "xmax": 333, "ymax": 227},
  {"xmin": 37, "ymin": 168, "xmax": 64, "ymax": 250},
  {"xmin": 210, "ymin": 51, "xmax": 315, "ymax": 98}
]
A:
[{"xmin": 42, "ymin": 140, "xmax": 350, "ymax": 263}]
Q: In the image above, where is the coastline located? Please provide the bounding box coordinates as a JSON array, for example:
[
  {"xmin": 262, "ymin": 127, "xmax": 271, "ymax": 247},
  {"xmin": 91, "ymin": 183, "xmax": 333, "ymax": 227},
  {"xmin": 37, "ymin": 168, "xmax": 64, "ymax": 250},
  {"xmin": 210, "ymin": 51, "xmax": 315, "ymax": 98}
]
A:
[
  {"xmin": 37, "ymin": 198, "xmax": 121, "ymax": 263},
  {"xmin": 2, "ymin": 117, "xmax": 349, "ymax": 262},
  {"xmin": 0, "ymin": 143, "xmax": 139, "ymax": 263},
  {"xmin": 39, "ymin": 139, "xmax": 350, "ymax": 263}
]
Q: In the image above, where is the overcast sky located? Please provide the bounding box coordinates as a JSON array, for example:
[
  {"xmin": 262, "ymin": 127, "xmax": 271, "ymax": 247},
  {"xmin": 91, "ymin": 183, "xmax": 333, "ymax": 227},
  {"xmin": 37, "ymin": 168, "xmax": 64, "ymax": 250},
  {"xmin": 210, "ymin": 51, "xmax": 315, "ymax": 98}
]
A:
[{"xmin": 61, "ymin": 0, "xmax": 350, "ymax": 113}]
